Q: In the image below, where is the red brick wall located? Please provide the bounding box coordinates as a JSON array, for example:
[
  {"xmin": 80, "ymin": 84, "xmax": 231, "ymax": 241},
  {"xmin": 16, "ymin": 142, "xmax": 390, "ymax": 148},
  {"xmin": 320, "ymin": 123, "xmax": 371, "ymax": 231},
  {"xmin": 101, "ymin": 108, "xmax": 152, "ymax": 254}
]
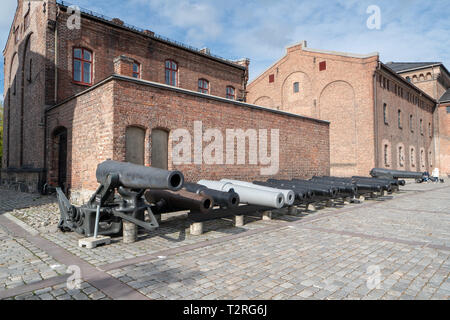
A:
[
  {"xmin": 437, "ymin": 103, "xmax": 450, "ymax": 175},
  {"xmin": 375, "ymin": 70, "xmax": 435, "ymax": 172},
  {"xmin": 48, "ymin": 77, "xmax": 330, "ymax": 202},
  {"xmin": 53, "ymin": 7, "xmax": 247, "ymax": 104}
]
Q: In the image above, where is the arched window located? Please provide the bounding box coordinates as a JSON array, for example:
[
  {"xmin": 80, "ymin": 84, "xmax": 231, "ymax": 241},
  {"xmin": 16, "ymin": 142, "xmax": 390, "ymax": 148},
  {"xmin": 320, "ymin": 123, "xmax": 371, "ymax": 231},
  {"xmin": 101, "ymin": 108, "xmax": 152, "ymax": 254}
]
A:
[
  {"xmin": 428, "ymin": 123, "xmax": 432, "ymax": 137},
  {"xmin": 165, "ymin": 60, "xmax": 178, "ymax": 86},
  {"xmin": 126, "ymin": 126, "xmax": 145, "ymax": 165},
  {"xmin": 383, "ymin": 103, "xmax": 388, "ymax": 124},
  {"xmin": 398, "ymin": 146, "xmax": 404, "ymax": 167},
  {"xmin": 198, "ymin": 79, "xmax": 209, "ymax": 94},
  {"xmin": 420, "ymin": 149, "xmax": 425, "ymax": 168},
  {"xmin": 398, "ymin": 109, "xmax": 402, "ymax": 129},
  {"xmin": 132, "ymin": 62, "xmax": 140, "ymax": 79},
  {"xmin": 151, "ymin": 129, "xmax": 169, "ymax": 170},
  {"xmin": 406, "ymin": 76, "xmax": 411, "ymax": 82},
  {"xmin": 410, "ymin": 147, "xmax": 415, "ymax": 168},
  {"xmin": 429, "ymin": 151, "xmax": 433, "ymax": 167},
  {"xmin": 420, "ymin": 119, "xmax": 423, "ymax": 135},
  {"xmin": 226, "ymin": 86, "xmax": 235, "ymax": 100},
  {"xmin": 73, "ymin": 48, "xmax": 93, "ymax": 85},
  {"xmin": 409, "ymin": 115, "xmax": 413, "ymax": 132}
]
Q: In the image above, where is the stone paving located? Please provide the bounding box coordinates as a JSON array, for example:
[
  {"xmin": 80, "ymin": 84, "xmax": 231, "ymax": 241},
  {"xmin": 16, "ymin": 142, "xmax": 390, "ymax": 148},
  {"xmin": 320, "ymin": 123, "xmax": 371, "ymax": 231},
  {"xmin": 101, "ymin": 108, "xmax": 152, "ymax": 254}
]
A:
[{"xmin": 0, "ymin": 182, "xmax": 449, "ymax": 300}]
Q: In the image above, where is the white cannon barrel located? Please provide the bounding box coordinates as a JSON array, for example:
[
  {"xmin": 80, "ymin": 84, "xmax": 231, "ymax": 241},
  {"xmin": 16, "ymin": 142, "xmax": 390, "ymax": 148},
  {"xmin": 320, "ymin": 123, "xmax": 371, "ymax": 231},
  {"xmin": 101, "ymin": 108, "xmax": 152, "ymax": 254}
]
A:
[
  {"xmin": 198, "ymin": 180, "xmax": 285, "ymax": 209},
  {"xmin": 220, "ymin": 179, "xmax": 295, "ymax": 206}
]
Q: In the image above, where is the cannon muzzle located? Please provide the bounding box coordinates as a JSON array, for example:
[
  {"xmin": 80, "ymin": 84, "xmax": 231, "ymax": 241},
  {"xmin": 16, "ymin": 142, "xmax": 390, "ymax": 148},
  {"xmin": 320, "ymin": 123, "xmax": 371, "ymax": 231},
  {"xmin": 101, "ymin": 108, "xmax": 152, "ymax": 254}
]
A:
[
  {"xmin": 145, "ymin": 189, "xmax": 214, "ymax": 214},
  {"xmin": 96, "ymin": 160, "xmax": 184, "ymax": 190},
  {"xmin": 183, "ymin": 183, "xmax": 240, "ymax": 208}
]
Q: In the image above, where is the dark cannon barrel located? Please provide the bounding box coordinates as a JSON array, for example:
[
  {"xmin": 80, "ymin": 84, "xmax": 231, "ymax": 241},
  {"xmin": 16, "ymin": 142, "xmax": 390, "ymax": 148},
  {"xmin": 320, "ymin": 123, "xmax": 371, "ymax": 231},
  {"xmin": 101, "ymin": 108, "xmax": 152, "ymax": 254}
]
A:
[
  {"xmin": 96, "ymin": 160, "xmax": 184, "ymax": 190},
  {"xmin": 352, "ymin": 176, "xmax": 401, "ymax": 186},
  {"xmin": 267, "ymin": 179, "xmax": 337, "ymax": 198},
  {"xmin": 308, "ymin": 178, "xmax": 357, "ymax": 196},
  {"xmin": 312, "ymin": 177, "xmax": 383, "ymax": 192},
  {"xmin": 370, "ymin": 168, "xmax": 424, "ymax": 180},
  {"xmin": 145, "ymin": 189, "xmax": 214, "ymax": 214},
  {"xmin": 183, "ymin": 183, "xmax": 240, "ymax": 208},
  {"xmin": 253, "ymin": 181, "xmax": 311, "ymax": 201}
]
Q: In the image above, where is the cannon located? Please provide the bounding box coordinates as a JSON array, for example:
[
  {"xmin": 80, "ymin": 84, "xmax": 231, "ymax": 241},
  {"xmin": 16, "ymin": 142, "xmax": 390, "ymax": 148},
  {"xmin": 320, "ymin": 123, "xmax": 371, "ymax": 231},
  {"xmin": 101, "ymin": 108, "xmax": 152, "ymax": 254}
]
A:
[
  {"xmin": 220, "ymin": 179, "xmax": 295, "ymax": 206},
  {"xmin": 267, "ymin": 179, "xmax": 339, "ymax": 199},
  {"xmin": 253, "ymin": 181, "xmax": 312, "ymax": 202},
  {"xmin": 197, "ymin": 180, "xmax": 285, "ymax": 209},
  {"xmin": 370, "ymin": 168, "xmax": 425, "ymax": 181},
  {"xmin": 310, "ymin": 177, "xmax": 386, "ymax": 193},
  {"xmin": 56, "ymin": 160, "xmax": 184, "ymax": 237},
  {"xmin": 145, "ymin": 189, "xmax": 214, "ymax": 214},
  {"xmin": 352, "ymin": 176, "xmax": 406, "ymax": 186},
  {"xmin": 183, "ymin": 183, "xmax": 240, "ymax": 209}
]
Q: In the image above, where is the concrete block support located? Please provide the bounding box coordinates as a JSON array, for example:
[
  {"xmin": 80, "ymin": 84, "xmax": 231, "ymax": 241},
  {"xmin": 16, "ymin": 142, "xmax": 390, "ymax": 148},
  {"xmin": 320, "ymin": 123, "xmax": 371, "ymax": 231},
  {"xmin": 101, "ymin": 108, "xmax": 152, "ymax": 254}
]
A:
[
  {"xmin": 306, "ymin": 203, "xmax": 317, "ymax": 212},
  {"xmin": 235, "ymin": 215, "xmax": 245, "ymax": 227},
  {"xmin": 262, "ymin": 210, "xmax": 273, "ymax": 221},
  {"xmin": 123, "ymin": 221, "xmax": 137, "ymax": 244},
  {"xmin": 287, "ymin": 206, "xmax": 297, "ymax": 215},
  {"xmin": 190, "ymin": 222, "xmax": 204, "ymax": 235}
]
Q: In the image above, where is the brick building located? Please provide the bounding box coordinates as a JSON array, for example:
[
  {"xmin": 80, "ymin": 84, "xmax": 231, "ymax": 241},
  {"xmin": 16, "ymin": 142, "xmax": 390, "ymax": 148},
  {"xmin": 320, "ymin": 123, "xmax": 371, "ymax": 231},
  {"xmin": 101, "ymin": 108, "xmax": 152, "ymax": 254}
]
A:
[
  {"xmin": 2, "ymin": 0, "xmax": 330, "ymax": 199},
  {"xmin": 384, "ymin": 62, "xmax": 450, "ymax": 176},
  {"xmin": 247, "ymin": 41, "xmax": 437, "ymax": 177}
]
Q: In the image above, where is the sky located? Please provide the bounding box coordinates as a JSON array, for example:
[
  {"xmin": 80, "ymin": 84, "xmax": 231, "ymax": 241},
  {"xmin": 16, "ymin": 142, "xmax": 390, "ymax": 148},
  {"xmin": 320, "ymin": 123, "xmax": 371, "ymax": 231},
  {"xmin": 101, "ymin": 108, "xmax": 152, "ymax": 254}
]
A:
[{"xmin": 1, "ymin": 0, "xmax": 449, "ymax": 100}]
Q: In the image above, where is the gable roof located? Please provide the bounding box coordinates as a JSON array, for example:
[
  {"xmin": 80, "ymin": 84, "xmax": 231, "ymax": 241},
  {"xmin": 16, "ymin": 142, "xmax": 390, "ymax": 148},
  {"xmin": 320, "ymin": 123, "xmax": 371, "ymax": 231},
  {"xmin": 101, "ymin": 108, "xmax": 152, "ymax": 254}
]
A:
[
  {"xmin": 439, "ymin": 89, "xmax": 450, "ymax": 103},
  {"xmin": 384, "ymin": 62, "xmax": 442, "ymax": 73}
]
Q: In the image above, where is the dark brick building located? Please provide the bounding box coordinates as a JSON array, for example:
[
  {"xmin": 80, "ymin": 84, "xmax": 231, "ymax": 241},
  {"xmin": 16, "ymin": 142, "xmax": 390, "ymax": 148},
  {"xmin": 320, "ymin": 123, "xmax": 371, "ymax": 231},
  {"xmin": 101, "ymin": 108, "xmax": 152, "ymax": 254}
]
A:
[{"xmin": 2, "ymin": 0, "xmax": 330, "ymax": 200}]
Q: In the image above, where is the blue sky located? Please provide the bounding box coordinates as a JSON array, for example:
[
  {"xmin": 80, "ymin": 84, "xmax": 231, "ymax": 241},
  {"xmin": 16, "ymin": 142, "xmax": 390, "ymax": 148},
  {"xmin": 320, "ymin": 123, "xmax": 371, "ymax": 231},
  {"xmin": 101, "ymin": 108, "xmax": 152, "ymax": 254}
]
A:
[{"xmin": 1, "ymin": 0, "xmax": 449, "ymax": 100}]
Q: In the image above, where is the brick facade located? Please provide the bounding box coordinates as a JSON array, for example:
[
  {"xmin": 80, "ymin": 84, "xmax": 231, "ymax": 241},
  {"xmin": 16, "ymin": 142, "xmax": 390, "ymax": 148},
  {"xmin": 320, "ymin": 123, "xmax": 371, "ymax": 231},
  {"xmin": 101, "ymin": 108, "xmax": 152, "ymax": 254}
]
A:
[{"xmin": 247, "ymin": 41, "xmax": 436, "ymax": 176}]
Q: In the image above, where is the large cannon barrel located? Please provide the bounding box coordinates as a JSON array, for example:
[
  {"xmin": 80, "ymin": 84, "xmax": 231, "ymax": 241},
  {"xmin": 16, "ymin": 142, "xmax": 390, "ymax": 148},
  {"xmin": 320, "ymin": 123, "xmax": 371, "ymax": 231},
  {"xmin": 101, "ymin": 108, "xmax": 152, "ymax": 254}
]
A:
[
  {"xmin": 307, "ymin": 178, "xmax": 358, "ymax": 196},
  {"xmin": 352, "ymin": 176, "xmax": 405, "ymax": 187},
  {"xmin": 253, "ymin": 181, "xmax": 312, "ymax": 201},
  {"xmin": 145, "ymin": 189, "xmax": 214, "ymax": 214},
  {"xmin": 370, "ymin": 168, "xmax": 424, "ymax": 180},
  {"xmin": 96, "ymin": 160, "xmax": 184, "ymax": 190},
  {"xmin": 183, "ymin": 183, "xmax": 240, "ymax": 208},
  {"xmin": 267, "ymin": 179, "xmax": 337, "ymax": 198},
  {"xmin": 197, "ymin": 180, "xmax": 285, "ymax": 209},
  {"xmin": 311, "ymin": 177, "xmax": 383, "ymax": 192},
  {"xmin": 220, "ymin": 179, "xmax": 295, "ymax": 206}
]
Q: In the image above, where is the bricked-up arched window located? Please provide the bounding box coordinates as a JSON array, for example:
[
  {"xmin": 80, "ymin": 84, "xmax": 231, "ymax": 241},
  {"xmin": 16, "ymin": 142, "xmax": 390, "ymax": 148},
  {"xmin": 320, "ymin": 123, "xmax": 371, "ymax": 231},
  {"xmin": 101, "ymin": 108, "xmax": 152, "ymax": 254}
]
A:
[
  {"xmin": 73, "ymin": 48, "xmax": 93, "ymax": 85},
  {"xmin": 420, "ymin": 119, "xmax": 423, "ymax": 135},
  {"xmin": 384, "ymin": 144, "xmax": 389, "ymax": 166},
  {"xmin": 420, "ymin": 149, "xmax": 425, "ymax": 168},
  {"xmin": 132, "ymin": 62, "xmax": 140, "ymax": 79},
  {"xmin": 409, "ymin": 115, "xmax": 413, "ymax": 132},
  {"xmin": 383, "ymin": 103, "xmax": 388, "ymax": 124},
  {"xmin": 226, "ymin": 86, "xmax": 236, "ymax": 100},
  {"xmin": 398, "ymin": 110, "xmax": 402, "ymax": 129},
  {"xmin": 198, "ymin": 79, "xmax": 209, "ymax": 94},
  {"xmin": 398, "ymin": 146, "xmax": 404, "ymax": 167},
  {"xmin": 428, "ymin": 122, "xmax": 432, "ymax": 137},
  {"xmin": 410, "ymin": 147, "xmax": 416, "ymax": 168},
  {"xmin": 165, "ymin": 60, "xmax": 178, "ymax": 86}
]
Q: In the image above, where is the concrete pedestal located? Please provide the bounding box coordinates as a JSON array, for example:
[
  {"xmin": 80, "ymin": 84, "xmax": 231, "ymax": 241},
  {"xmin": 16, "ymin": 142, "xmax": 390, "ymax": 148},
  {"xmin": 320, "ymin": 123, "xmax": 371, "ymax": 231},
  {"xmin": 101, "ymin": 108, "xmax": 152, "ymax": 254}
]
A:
[
  {"xmin": 343, "ymin": 197, "xmax": 351, "ymax": 205},
  {"xmin": 325, "ymin": 200, "xmax": 334, "ymax": 207},
  {"xmin": 287, "ymin": 206, "xmax": 297, "ymax": 215},
  {"xmin": 262, "ymin": 211, "xmax": 272, "ymax": 221},
  {"xmin": 306, "ymin": 203, "xmax": 317, "ymax": 212},
  {"xmin": 123, "ymin": 221, "xmax": 137, "ymax": 244},
  {"xmin": 235, "ymin": 215, "xmax": 245, "ymax": 227},
  {"xmin": 78, "ymin": 236, "xmax": 111, "ymax": 249},
  {"xmin": 190, "ymin": 222, "xmax": 203, "ymax": 235}
]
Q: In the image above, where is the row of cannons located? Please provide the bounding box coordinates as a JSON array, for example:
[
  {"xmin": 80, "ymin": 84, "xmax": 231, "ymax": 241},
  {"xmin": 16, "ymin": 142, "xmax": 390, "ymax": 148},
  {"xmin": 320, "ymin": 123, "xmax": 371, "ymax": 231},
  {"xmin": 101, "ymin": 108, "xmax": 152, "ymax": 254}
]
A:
[{"xmin": 56, "ymin": 161, "xmax": 426, "ymax": 247}]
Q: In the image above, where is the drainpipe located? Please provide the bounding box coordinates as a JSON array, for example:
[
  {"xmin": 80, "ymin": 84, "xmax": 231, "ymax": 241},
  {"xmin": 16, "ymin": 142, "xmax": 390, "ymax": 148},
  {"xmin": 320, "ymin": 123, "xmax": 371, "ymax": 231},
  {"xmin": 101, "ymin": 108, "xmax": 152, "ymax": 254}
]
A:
[{"xmin": 373, "ymin": 62, "xmax": 380, "ymax": 169}]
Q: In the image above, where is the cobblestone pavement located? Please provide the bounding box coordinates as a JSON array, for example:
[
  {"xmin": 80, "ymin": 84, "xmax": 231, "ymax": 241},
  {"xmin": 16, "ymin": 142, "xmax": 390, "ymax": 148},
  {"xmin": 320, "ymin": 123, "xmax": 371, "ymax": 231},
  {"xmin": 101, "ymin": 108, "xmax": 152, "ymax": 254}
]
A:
[{"xmin": 0, "ymin": 182, "xmax": 449, "ymax": 300}]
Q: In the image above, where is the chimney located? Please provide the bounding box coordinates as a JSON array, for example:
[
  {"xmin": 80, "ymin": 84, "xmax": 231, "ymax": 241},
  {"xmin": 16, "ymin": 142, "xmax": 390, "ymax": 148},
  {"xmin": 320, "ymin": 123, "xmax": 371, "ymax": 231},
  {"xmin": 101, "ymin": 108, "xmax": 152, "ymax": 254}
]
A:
[
  {"xmin": 111, "ymin": 18, "xmax": 124, "ymax": 26},
  {"xmin": 114, "ymin": 55, "xmax": 135, "ymax": 77},
  {"xmin": 199, "ymin": 47, "xmax": 211, "ymax": 55}
]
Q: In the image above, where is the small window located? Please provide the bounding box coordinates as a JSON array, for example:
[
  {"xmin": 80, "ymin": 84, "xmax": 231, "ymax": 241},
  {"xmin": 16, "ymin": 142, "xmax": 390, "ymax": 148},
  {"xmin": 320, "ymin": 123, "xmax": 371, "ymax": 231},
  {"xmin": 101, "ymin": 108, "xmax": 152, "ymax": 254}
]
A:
[
  {"xmin": 398, "ymin": 109, "xmax": 402, "ymax": 129},
  {"xmin": 226, "ymin": 86, "xmax": 235, "ymax": 100},
  {"xmin": 132, "ymin": 62, "xmax": 140, "ymax": 79},
  {"xmin": 24, "ymin": 11, "xmax": 30, "ymax": 30},
  {"xmin": 165, "ymin": 60, "xmax": 178, "ymax": 86},
  {"xmin": 384, "ymin": 144, "xmax": 389, "ymax": 166},
  {"xmin": 420, "ymin": 150, "xmax": 425, "ymax": 168},
  {"xmin": 383, "ymin": 103, "xmax": 388, "ymax": 124},
  {"xmin": 447, "ymin": 106, "xmax": 450, "ymax": 113},
  {"xmin": 429, "ymin": 151, "xmax": 433, "ymax": 167},
  {"xmin": 319, "ymin": 61, "xmax": 326, "ymax": 71},
  {"xmin": 73, "ymin": 48, "xmax": 93, "ymax": 85},
  {"xmin": 420, "ymin": 119, "xmax": 423, "ymax": 135},
  {"xmin": 409, "ymin": 115, "xmax": 413, "ymax": 132},
  {"xmin": 293, "ymin": 82, "xmax": 299, "ymax": 93},
  {"xmin": 428, "ymin": 123, "xmax": 432, "ymax": 137},
  {"xmin": 406, "ymin": 76, "xmax": 411, "ymax": 82},
  {"xmin": 269, "ymin": 74, "xmax": 274, "ymax": 83},
  {"xmin": 398, "ymin": 146, "xmax": 404, "ymax": 167},
  {"xmin": 198, "ymin": 79, "xmax": 209, "ymax": 94},
  {"xmin": 410, "ymin": 148, "xmax": 415, "ymax": 167}
]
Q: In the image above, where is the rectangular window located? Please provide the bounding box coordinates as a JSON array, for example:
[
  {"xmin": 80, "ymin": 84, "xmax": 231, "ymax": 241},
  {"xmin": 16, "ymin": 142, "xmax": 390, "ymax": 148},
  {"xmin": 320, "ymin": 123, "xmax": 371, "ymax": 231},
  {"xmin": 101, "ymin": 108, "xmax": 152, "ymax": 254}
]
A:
[
  {"xmin": 319, "ymin": 61, "xmax": 326, "ymax": 71},
  {"xmin": 132, "ymin": 63, "xmax": 140, "ymax": 79},
  {"xmin": 420, "ymin": 119, "xmax": 423, "ymax": 135},
  {"xmin": 409, "ymin": 115, "xmax": 413, "ymax": 132},
  {"xmin": 293, "ymin": 82, "xmax": 299, "ymax": 93},
  {"xmin": 165, "ymin": 60, "xmax": 178, "ymax": 86},
  {"xmin": 447, "ymin": 106, "xmax": 450, "ymax": 113},
  {"xmin": 198, "ymin": 79, "xmax": 209, "ymax": 94},
  {"xmin": 383, "ymin": 103, "xmax": 388, "ymax": 124},
  {"xmin": 269, "ymin": 74, "xmax": 274, "ymax": 83},
  {"xmin": 226, "ymin": 86, "xmax": 235, "ymax": 100},
  {"xmin": 73, "ymin": 48, "xmax": 93, "ymax": 85},
  {"xmin": 398, "ymin": 110, "xmax": 402, "ymax": 129}
]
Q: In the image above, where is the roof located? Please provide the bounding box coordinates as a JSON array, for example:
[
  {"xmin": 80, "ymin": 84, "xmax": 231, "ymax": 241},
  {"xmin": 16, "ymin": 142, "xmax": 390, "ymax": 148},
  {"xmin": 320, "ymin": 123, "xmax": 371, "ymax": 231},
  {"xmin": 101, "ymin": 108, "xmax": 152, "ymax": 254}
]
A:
[
  {"xmin": 56, "ymin": 1, "xmax": 246, "ymax": 70},
  {"xmin": 439, "ymin": 89, "xmax": 450, "ymax": 103},
  {"xmin": 384, "ymin": 62, "xmax": 442, "ymax": 73}
]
